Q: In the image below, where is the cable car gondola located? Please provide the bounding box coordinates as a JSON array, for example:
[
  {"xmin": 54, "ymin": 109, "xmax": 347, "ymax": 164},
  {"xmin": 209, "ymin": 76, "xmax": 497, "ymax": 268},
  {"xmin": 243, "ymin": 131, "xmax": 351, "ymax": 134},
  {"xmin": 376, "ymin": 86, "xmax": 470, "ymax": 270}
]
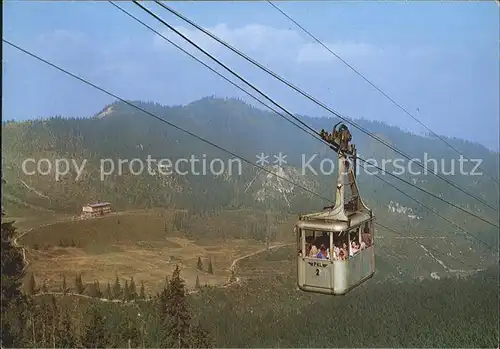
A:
[{"xmin": 295, "ymin": 123, "xmax": 375, "ymax": 295}]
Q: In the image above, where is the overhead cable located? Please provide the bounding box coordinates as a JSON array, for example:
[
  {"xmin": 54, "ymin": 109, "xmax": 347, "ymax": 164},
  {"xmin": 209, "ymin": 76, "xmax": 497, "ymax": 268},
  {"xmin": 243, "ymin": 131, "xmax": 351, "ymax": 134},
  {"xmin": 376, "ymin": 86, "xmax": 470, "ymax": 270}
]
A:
[
  {"xmin": 153, "ymin": 0, "xmax": 498, "ymax": 212},
  {"xmin": 111, "ymin": 3, "xmax": 500, "ymax": 240},
  {"xmin": 127, "ymin": 1, "xmax": 500, "ymax": 231},
  {"xmin": 267, "ymin": 0, "xmax": 499, "ymax": 187}
]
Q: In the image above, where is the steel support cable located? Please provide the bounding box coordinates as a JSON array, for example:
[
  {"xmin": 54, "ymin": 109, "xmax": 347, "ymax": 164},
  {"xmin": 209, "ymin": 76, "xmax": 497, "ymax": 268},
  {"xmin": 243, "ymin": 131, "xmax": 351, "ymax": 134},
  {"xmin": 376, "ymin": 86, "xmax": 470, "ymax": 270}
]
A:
[
  {"xmin": 267, "ymin": 0, "xmax": 499, "ymax": 187},
  {"xmin": 4, "ymin": 38, "xmax": 492, "ymax": 271},
  {"xmin": 127, "ymin": 1, "xmax": 500, "ymax": 230},
  {"xmin": 153, "ymin": 0, "xmax": 498, "ymax": 212},
  {"xmin": 130, "ymin": 1, "xmax": 326, "ymax": 151},
  {"xmin": 2, "ymin": 39, "xmax": 332, "ymax": 206},
  {"xmin": 366, "ymin": 170, "xmax": 499, "ymax": 251},
  {"xmin": 107, "ymin": 1, "xmax": 329, "ymax": 150},
  {"xmin": 109, "ymin": 1, "xmax": 497, "ymax": 237},
  {"xmin": 355, "ymin": 157, "xmax": 500, "ymax": 231}
]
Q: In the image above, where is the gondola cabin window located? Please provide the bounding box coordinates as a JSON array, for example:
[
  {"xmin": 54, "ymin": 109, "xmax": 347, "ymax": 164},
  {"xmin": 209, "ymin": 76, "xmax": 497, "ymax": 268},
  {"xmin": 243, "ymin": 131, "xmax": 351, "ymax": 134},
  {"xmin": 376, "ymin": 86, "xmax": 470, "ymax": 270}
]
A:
[
  {"xmin": 349, "ymin": 229, "xmax": 360, "ymax": 257},
  {"xmin": 298, "ymin": 225, "xmax": 373, "ymax": 261},
  {"xmin": 361, "ymin": 221, "xmax": 373, "ymax": 248},
  {"xmin": 296, "ymin": 227, "xmax": 302, "ymax": 256}
]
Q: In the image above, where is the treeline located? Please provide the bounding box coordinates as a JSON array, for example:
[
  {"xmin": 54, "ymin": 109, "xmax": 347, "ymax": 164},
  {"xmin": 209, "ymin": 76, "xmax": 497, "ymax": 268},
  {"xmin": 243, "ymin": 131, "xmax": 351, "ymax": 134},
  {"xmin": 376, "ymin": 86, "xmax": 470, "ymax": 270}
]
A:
[
  {"xmin": 1, "ymin": 211, "xmax": 212, "ymax": 348},
  {"xmin": 5, "ymin": 268, "xmax": 211, "ymax": 348},
  {"xmin": 25, "ymin": 273, "xmax": 147, "ymax": 301},
  {"xmin": 170, "ymin": 209, "xmax": 287, "ymax": 244}
]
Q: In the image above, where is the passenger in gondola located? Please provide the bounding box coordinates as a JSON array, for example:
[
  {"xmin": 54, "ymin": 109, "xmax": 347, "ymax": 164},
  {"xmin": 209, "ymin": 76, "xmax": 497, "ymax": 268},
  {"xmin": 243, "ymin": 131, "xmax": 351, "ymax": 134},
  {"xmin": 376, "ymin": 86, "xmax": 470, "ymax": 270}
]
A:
[
  {"xmin": 342, "ymin": 242, "xmax": 348, "ymax": 259},
  {"xmin": 316, "ymin": 245, "xmax": 328, "ymax": 259},
  {"xmin": 338, "ymin": 249, "xmax": 346, "ymax": 260},
  {"xmin": 309, "ymin": 245, "xmax": 318, "ymax": 258},
  {"xmin": 350, "ymin": 241, "xmax": 360, "ymax": 256},
  {"xmin": 333, "ymin": 245, "xmax": 340, "ymax": 260}
]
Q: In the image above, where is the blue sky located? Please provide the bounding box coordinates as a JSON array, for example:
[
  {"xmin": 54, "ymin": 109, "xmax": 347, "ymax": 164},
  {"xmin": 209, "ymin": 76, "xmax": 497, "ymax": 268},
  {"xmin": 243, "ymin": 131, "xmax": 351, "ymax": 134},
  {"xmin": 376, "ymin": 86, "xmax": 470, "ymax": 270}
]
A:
[{"xmin": 3, "ymin": 1, "xmax": 499, "ymax": 150}]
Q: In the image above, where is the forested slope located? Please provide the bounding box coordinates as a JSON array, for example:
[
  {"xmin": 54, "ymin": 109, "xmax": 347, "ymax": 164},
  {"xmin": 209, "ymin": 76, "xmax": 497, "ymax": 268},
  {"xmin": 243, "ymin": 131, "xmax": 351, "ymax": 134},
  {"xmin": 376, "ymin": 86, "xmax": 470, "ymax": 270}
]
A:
[
  {"xmin": 191, "ymin": 264, "xmax": 499, "ymax": 347},
  {"xmin": 2, "ymin": 97, "xmax": 499, "ymax": 249}
]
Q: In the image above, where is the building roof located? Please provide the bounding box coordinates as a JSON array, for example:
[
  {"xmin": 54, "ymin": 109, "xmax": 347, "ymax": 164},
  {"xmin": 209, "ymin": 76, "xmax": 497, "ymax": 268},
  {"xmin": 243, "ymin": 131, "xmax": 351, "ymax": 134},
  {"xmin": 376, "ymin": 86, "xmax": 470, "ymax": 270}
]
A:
[{"xmin": 87, "ymin": 202, "xmax": 111, "ymax": 208}]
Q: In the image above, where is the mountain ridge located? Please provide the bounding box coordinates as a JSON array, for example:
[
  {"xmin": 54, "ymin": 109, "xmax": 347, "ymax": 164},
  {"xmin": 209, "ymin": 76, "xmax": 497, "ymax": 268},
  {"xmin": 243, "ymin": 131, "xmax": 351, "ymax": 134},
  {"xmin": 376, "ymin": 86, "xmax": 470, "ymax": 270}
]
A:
[{"xmin": 2, "ymin": 97, "xmax": 499, "ymax": 253}]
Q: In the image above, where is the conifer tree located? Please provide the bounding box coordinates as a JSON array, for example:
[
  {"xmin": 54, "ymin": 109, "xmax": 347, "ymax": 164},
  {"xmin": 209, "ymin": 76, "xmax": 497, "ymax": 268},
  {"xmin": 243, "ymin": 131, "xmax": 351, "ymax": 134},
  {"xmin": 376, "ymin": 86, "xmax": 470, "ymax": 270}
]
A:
[
  {"xmin": 61, "ymin": 275, "xmax": 69, "ymax": 295},
  {"xmin": 129, "ymin": 277, "xmax": 137, "ymax": 300},
  {"xmin": 113, "ymin": 275, "xmax": 122, "ymax": 299},
  {"xmin": 195, "ymin": 275, "xmax": 200, "ymax": 289},
  {"xmin": 38, "ymin": 298, "xmax": 50, "ymax": 348},
  {"xmin": 208, "ymin": 258, "xmax": 214, "ymax": 274},
  {"xmin": 87, "ymin": 282, "xmax": 97, "ymax": 298},
  {"xmin": 0, "ymin": 209, "xmax": 25, "ymax": 347},
  {"xmin": 75, "ymin": 273, "xmax": 85, "ymax": 294},
  {"xmin": 190, "ymin": 322, "xmax": 213, "ymax": 348},
  {"xmin": 49, "ymin": 295, "xmax": 58, "ymax": 348},
  {"xmin": 115, "ymin": 313, "xmax": 140, "ymax": 348},
  {"xmin": 124, "ymin": 280, "xmax": 130, "ymax": 301},
  {"xmin": 58, "ymin": 309, "xmax": 76, "ymax": 348},
  {"xmin": 27, "ymin": 305, "xmax": 38, "ymax": 348},
  {"xmin": 157, "ymin": 287, "xmax": 168, "ymax": 341},
  {"xmin": 89, "ymin": 281, "xmax": 102, "ymax": 298},
  {"xmin": 140, "ymin": 281, "xmax": 146, "ymax": 300},
  {"xmin": 11, "ymin": 299, "xmax": 30, "ymax": 347},
  {"xmin": 81, "ymin": 307, "xmax": 109, "ymax": 348},
  {"xmin": 160, "ymin": 265, "xmax": 191, "ymax": 348},
  {"xmin": 26, "ymin": 273, "xmax": 38, "ymax": 295},
  {"xmin": 105, "ymin": 281, "xmax": 112, "ymax": 299},
  {"xmin": 197, "ymin": 256, "xmax": 203, "ymax": 270}
]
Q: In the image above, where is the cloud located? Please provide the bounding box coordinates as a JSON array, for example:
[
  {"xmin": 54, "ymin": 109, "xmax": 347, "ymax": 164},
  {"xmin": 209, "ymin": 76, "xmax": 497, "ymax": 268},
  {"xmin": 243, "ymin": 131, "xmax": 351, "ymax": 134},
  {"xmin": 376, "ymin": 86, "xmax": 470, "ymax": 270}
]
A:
[
  {"xmin": 35, "ymin": 29, "xmax": 91, "ymax": 55},
  {"xmin": 153, "ymin": 23, "xmax": 375, "ymax": 65}
]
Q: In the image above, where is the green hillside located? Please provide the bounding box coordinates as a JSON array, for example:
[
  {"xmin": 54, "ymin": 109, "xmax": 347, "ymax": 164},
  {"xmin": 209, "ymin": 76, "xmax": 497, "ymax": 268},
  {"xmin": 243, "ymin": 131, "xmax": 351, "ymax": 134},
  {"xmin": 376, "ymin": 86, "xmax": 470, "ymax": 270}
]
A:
[
  {"xmin": 190, "ymin": 263, "xmax": 499, "ymax": 348},
  {"xmin": 2, "ymin": 94, "xmax": 499, "ymax": 347},
  {"xmin": 2, "ymin": 97, "xmax": 499, "ymax": 251}
]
